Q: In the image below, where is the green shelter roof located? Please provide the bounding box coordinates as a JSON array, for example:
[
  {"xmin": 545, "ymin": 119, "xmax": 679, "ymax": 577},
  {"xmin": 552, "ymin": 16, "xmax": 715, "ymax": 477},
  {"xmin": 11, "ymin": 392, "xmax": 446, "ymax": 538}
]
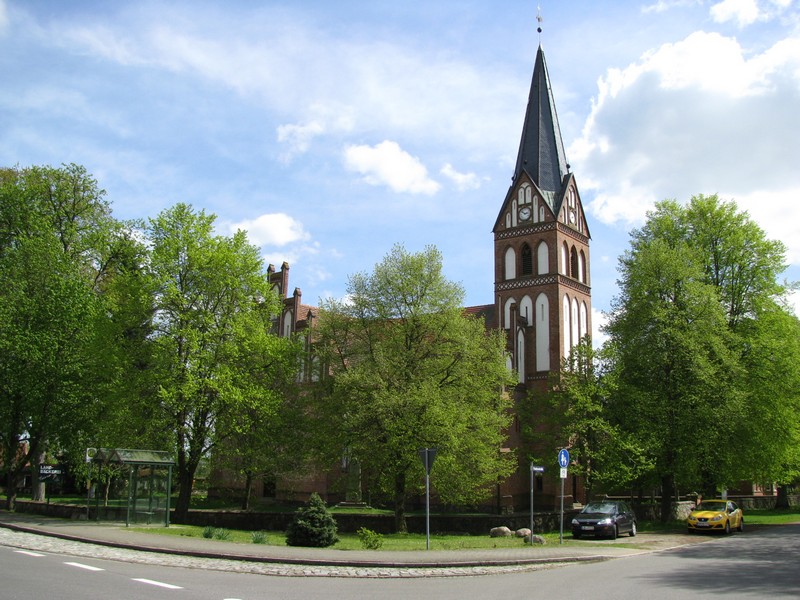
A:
[{"xmin": 91, "ymin": 448, "xmax": 174, "ymax": 466}]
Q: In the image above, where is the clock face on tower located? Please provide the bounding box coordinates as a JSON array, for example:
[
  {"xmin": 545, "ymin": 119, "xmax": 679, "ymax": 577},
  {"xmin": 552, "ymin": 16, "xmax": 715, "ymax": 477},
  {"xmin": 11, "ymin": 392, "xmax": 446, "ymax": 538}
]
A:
[{"xmin": 518, "ymin": 206, "xmax": 532, "ymax": 221}]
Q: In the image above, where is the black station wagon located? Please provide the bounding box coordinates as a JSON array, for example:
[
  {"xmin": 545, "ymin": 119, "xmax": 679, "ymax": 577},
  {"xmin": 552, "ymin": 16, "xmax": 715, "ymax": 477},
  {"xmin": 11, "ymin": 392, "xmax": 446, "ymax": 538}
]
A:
[{"xmin": 571, "ymin": 500, "xmax": 637, "ymax": 539}]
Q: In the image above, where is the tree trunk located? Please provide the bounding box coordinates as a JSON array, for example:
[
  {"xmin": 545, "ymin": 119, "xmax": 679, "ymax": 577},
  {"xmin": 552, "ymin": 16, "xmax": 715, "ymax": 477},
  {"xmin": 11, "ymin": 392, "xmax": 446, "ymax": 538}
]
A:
[
  {"xmin": 775, "ymin": 484, "xmax": 790, "ymax": 509},
  {"xmin": 393, "ymin": 471, "xmax": 407, "ymax": 533},
  {"xmin": 31, "ymin": 449, "xmax": 46, "ymax": 501},
  {"xmin": 241, "ymin": 471, "xmax": 253, "ymax": 511},
  {"xmin": 173, "ymin": 467, "xmax": 196, "ymax": 523},
  {"xmin": 660, "ymin": 473, "xmax": 675, "ymax": 523},
  {"xmin": 4, "ymin": 469, "xmax": 20, "ymax": 511}
]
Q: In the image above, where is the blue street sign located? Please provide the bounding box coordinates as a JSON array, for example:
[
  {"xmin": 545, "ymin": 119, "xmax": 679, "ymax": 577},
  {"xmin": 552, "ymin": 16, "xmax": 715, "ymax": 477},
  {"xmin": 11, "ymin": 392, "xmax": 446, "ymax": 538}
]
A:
[{"xmin": 558, "ymin": 449, "xmax": 570, "ymax": 468}]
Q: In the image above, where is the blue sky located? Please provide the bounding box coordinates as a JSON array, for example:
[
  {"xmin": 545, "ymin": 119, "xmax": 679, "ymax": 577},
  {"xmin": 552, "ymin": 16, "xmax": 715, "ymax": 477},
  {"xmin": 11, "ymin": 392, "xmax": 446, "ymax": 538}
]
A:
[{"xmin": 2, "ymin": 0, "xmax": 799, "ymax": 343}]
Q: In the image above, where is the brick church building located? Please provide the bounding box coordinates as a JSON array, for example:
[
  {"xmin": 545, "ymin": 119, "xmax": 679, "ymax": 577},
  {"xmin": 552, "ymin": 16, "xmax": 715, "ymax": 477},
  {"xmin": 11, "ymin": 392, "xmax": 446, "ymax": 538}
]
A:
[{"xmin": 213, "ymin": 41, "xmax": 592, "ymax": 511}]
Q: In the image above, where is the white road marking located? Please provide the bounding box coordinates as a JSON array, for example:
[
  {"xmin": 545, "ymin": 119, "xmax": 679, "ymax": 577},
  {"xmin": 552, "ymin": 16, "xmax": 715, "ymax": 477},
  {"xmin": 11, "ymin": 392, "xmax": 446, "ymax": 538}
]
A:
[
  {"xmin": 15, "ymin": 550, "xmax": 46, "ymax": 557},
  {"xmin": 64, "ymin": 561, "xmax": 105, "ymax": 572},
  {"xmin": 132, "ymin": 578, "xmax": 183, "ymax": 590}
]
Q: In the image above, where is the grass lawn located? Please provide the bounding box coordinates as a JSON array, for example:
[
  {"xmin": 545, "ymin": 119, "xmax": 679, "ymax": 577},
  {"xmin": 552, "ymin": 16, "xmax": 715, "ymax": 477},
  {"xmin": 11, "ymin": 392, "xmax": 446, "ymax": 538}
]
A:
[
  {"xmin": 129, "ymin": 523, "xmax": 686, "ymax": 551},
  {"xmin": 129, "ymin": 524, "xmax": 589, "ymax": 551}
]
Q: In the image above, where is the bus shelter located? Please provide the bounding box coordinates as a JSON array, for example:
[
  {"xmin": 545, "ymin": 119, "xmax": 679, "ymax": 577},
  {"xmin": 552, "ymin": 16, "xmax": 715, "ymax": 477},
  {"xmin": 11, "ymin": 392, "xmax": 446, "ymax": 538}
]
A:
[{"xmin": 88, "ymin": 448, "xmax": 175, "ymax": 527}]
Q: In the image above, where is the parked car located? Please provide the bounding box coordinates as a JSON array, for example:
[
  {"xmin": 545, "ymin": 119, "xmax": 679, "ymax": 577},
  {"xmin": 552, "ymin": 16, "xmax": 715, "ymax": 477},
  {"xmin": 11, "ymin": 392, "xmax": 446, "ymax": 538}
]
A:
[
  {"xmin": 571, "ymin": 500, "xmax": 637, "ymax": 539},
  {"xmin": 687, "ymin": 499, "xmax": 743, "ymax": 534}
]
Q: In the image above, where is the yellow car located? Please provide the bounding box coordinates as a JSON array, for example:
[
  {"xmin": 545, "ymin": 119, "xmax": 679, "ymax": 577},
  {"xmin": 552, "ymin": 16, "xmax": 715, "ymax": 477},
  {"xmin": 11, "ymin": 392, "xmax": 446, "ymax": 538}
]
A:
[{"xmin": 687, "ymin": 499, "xmax": 744, "ymax": 534}]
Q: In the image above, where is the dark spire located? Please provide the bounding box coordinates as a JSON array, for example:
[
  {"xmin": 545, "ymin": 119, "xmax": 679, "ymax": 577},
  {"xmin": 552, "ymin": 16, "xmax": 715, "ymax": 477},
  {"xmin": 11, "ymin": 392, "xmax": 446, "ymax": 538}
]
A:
[{"xmin": 513, "ymin": 44, "xmax": 569, "ymax": 197}]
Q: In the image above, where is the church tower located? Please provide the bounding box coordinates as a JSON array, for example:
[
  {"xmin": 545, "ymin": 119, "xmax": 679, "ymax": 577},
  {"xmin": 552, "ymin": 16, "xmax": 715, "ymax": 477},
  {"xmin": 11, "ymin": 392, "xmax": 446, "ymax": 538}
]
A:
[
  {"xmin": 493, "ymin": 43, "xmax": 591, "ymax": 392},
  {"xmin": 492, "ymin": 41, "xmax": 592, "ymax": 509}
]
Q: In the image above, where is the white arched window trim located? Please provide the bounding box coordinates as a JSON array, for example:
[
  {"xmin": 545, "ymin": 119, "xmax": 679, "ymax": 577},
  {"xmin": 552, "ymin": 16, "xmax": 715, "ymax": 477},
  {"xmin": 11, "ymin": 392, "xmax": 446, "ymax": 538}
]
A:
[
  {"xmin": 580, "ymin": 301, "xmax": 588, "ymax": 340},
  {"xmin": 537, "ymin": 241, "xmax": 549, "ymax": 275},
  {"xmin": 519, "ymin": 295, "xmax": 533, "ymax": 326},
  {"xmin": 503, "ymin": 297, "xmax": 516, "ymax": 330},
  {"xmin": 562, "ymin": 295, "xmax": 570, "ymax": 359},
  {"xmin": 536, "ymin": 293, "xmax": 550, "ymax": 372},
  {"xmin": 505, "ymin": 247, "xmax": 516, "ymax": 280}
]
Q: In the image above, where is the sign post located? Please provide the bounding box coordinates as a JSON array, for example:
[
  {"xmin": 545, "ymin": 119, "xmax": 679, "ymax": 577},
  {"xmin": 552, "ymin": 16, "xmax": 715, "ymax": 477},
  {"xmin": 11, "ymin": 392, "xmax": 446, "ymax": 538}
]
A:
[
  {"xmin": 529, "ymin": 464, "xmax": 544, "ymax": 540},
  {"xmin": 418, "ymin": 447, "xmax": 437, "ymax": 550},
  {"xmin": 558, "ymin": 449, "xmax": 570, "ymax": 545}
]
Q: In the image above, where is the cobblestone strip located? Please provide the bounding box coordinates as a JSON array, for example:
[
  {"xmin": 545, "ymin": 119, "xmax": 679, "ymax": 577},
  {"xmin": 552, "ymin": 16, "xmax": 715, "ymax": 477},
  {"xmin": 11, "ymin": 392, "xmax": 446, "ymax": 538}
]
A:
[{"xmin": 0, "ymin": 528, "xmax": 570, "ymax": 578}]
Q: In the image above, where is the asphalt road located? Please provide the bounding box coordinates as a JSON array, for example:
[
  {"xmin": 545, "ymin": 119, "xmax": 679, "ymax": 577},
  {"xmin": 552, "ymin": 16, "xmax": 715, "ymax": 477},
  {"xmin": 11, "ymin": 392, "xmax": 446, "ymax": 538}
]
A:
[{"xmin": 1, "ymin": 524, "xmax": 798, "ymax": 599}]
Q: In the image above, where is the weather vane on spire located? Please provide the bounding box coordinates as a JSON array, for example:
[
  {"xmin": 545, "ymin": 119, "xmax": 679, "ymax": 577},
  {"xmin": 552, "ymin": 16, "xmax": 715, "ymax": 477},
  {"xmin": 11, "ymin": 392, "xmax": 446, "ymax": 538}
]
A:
[{"xmin": 537, "ymin": 4, "xmax": 544, "ymax": 37}]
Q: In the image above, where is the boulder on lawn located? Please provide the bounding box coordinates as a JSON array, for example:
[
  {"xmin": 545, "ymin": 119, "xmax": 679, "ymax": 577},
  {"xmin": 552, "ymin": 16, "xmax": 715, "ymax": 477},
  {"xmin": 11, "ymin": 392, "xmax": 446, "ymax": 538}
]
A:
[
  {"xmin": 525, "ymin": 534, "xmax": 546, "ymax": 545},
  {"xmin": 515, "ymin": 528, "xmax": 532, "ymax": 538},
  {"xmin": 489, "ymin": 526, "xmax": 513, "ymax": 538}
]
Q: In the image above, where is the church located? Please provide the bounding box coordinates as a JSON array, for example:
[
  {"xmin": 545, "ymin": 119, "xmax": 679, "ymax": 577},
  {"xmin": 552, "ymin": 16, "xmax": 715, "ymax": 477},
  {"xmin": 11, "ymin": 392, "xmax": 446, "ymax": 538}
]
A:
[{"xmin": 217, "ymin": 39, "xmax": 592, "ymax": 511}]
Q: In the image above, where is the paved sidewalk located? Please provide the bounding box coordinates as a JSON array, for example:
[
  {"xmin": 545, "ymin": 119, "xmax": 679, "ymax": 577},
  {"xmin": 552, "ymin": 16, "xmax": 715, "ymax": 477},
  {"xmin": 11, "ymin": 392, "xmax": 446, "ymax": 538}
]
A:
[{"xmin": 0, "ymin": 509, "xmax": 662, "ymax": 570}]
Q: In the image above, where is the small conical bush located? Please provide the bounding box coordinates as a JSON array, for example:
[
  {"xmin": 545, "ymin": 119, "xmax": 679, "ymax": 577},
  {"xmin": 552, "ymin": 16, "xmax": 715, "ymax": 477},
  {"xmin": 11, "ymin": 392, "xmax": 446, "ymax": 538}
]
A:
[{"xmin": 285, "ymin": 492, "xmax": 339, "ymax": 548}]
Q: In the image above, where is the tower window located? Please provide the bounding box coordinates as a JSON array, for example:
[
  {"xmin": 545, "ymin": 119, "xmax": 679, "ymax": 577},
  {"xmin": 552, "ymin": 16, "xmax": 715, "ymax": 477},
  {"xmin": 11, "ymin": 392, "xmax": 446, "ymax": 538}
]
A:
[
  {"xmin": 570, "ymin": 247, "xmax": 579, "ymax": 280},
  {"xmin": 521, "ymin": 244, "xmax": 533, "ymax": 276}
]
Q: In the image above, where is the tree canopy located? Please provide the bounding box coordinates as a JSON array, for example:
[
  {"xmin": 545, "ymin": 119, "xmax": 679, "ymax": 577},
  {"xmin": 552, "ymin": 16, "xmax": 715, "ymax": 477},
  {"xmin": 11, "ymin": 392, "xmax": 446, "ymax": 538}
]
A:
[
  {"xmin": 314, "ymin": 244, "xmax": 515, "ymax": 532},
  {"xmin": 604, "ymin": 194, "xmax": 799, "ymax": 517}
]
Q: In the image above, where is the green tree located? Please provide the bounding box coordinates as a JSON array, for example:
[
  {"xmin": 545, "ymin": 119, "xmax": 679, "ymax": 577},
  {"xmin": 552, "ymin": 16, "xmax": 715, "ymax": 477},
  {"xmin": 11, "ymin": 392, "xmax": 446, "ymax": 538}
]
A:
[
  {"xmin": 522, "ymin": 338, "xmax": 650, "ymax": 503},
  {"xmin": 606, "ymin": 235, "xmax": 741, "ymax": 519},
  {"xmin": 212, "ymin": 306, "xmax": 304, "ymax": 510},
  {"xmin": 0, "ymin": 164, "xmax": 116, "ymax": 509},
  {"xmin": 144, "ymin": 204, "xmax": 296, "ymax": 521},
  {"xmin": 606, "ymin": 194, "xmax": 798, "ymax": 517},
  {"xmin": 314, "ymin": 244, "xmax": 515, "ymax": 532}
]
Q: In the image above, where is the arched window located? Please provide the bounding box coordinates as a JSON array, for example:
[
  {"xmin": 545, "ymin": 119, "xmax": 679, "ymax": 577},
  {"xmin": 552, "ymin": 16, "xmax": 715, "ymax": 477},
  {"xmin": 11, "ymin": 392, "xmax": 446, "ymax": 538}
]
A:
[
  {"xmin": 577, "ymin": 251, "xmax": 585, "ymax": 283},
  {"xmin": 562, "ymin": 295, "xmax": 570, "ymax": 358},
  {"xmin": 283, "ymin": 310, "xmax": 293, "ymax": 338},
  {"xmin": 571, "ymin": 297, "xmax": 580, "ymax": 349},
  {"xmin": 561, "ymin": 242, "xmax": 568, "ymax": 275},
  {"xmin": 579, "ymin": 250, "xmax": 587, "ymax": 283},
  {"xmin": 537, "ymin": 241, "xmax": 549, "ymax": 275},
  {"xmin": 521, "ymin": 243, "xmax": 533, "ymax": 276},
  {"xmin": 570, "ymin": 246, "xmax": 579, "ymax": 279},
  {"xmin": 517, "ymin": 329, "xmax": 525, "ymax": 383},
  {"xmin": 580, "ymin": 301, "xmax": 588, "ymax": 340},
  {"xmin": 520, "ymin": 295, "xmax": 533, "ymax": 326},
  {"xmin": 536, "ymin": 293, "xmax": 550, "ymax": 371},
  {"xmin": 503, "ymin": 297, "xmax": 516, "ymax": 330},
  {"xmin": 505, "ymin": 247, "xmax": 516, "ymax": 280}
]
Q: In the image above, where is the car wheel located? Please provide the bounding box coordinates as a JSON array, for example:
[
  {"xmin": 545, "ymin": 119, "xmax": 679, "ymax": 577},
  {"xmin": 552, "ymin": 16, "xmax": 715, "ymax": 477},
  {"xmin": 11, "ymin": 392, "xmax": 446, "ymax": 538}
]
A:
[
  {"xmin": 629, "ymin": 521, "xmax": 637, "ymax": 537},
  {"xmin": 687, "ymin": 527, "xmax": 694, "ymax": 534},
  {"xmin": 737, "ymin": 518, "xmax": 744, "ymax": 533},
  {"xmin": 724, "ymin": 520, "xmax": 731, "ymax": 535},
  {"xmin": 572, "ymin": 532, "xmax": 581, "ymax": 539},
  {"xmin": 609, "ymin": 525, "xmax": 618, "ymax": 540}
]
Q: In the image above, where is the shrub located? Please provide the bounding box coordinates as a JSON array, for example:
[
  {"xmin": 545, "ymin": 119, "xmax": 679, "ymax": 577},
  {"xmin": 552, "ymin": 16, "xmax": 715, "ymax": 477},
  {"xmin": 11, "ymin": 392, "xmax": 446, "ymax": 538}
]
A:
[
  {"xmin": 285, "ymin": 492, "xmax": 339, "ymax": 548},
  {"xmin": 251, "ymin": 530, "xmax": 268, "ymax": 544},
  {"xmin": 213, "ymin": 528, "xmax": 231, "ymax": 540},
  {"xmin": 357, "ymin": 527, "xmax": 383, "ymax": 550},
  {"xmin": 202, "ymin": 525, "xmax": 215, "ymax": 539}
]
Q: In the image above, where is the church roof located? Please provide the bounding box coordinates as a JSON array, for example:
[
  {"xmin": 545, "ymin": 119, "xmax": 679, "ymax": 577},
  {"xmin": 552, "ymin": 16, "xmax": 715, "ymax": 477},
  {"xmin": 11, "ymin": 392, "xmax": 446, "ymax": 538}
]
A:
[{"xmin": 513, "ymin": 44, "xmax": 569, "ymax": 204}]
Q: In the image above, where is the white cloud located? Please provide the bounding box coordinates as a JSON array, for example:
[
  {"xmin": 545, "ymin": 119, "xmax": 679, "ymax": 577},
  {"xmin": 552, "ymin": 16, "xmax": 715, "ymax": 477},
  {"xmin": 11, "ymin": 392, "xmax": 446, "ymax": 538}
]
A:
[
  {"xmin": 723, "ymin": 187, "xmax": 800, "ymax": 265},
  {"xmin": 0, "ymin": 0, "xmax": 8, "ymax": 33},
  {"xmin": 709, "ymin": 0, "xmax": 796, "ymax": 26},
  {"xmin": 343, "ymin": 140, "xmax": 440, "ymax": 195},
  {"xmin": 440, "ymin": 163, "xmax": 481, "ymax": 191},
  {"xmin": 53, "ymin": 9, "xmax": 521, "ymax": 163},
  {"xmin": 642, "ymin": 0, "xmax": 702, "ymax": 14},
  {"xmin": 571, "ymin": 30, "xmax": 800, "ymax": 254},
  {"xmin": 710, "ymin": 0, "xmax": 760, "ymax": 27},
  {"xmin": 276, "ymin": 103, "xmax": 355, "ymax": 162},
  {"xmin": 229, "ymin": 213, "xmax": 310, "ymax": 247},
  {"xmin": 277, "ymin": 120, "xmax": 325, "ymax": 161}
]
